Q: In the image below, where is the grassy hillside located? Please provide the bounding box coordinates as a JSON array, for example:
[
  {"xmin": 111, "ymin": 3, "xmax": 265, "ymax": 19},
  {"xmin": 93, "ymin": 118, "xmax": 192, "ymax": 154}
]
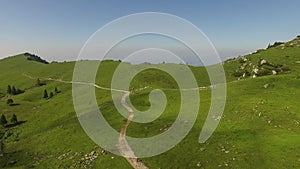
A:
[{"xmin": 0, "ymin": 36, "xmax": 300, "ymax": 168}]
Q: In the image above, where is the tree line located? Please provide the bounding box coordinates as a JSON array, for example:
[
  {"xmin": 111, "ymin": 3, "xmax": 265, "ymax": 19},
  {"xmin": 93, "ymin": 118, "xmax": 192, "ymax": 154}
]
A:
[{"xmin": 24, "ymin": 52, "xmax": 49, "ymax": 64}]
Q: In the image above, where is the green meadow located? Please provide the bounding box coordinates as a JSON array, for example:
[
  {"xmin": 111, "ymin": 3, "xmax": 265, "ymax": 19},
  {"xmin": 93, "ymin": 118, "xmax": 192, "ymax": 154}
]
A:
[{"xmin": 1, "ymin": 36, "xmax": 300, "ymax": 168}]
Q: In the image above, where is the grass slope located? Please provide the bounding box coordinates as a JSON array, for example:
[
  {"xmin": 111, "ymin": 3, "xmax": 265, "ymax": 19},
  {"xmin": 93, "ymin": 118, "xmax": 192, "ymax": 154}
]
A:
[{"xmin": 0, "ymin": 36, "xmax": 300, "ymax": 168}]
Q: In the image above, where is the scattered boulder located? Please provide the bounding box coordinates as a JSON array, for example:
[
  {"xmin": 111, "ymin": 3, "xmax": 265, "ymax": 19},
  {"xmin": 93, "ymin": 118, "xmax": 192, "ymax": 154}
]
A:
[
  {"xmin": 253, "ymin": 68, "xmax": 259, "ymax": 74},
  {"xmin": 264, "ymin": 84, "xmax": 270, "ymax": 88},
  {"xmin": 260, "ymin": 59, "xmax": 267, "ymax": 65}
]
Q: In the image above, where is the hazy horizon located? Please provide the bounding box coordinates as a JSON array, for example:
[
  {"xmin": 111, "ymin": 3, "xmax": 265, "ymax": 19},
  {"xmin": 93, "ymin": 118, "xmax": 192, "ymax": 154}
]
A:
[{"xmin": 1, "ymin": 0, "xmax": 300, "ymax": 64}]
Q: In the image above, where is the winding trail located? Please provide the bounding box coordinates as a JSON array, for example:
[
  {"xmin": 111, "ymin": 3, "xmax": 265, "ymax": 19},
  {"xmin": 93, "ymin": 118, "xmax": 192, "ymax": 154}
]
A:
[{"xmin": 119, "ymin": 92, "xmax": 149, "ymax": 169}]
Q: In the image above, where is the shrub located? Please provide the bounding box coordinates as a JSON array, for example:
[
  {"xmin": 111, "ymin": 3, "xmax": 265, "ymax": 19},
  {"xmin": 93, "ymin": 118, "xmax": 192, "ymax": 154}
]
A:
[
  {"xmin": 36, "ymin": 78, "xmax": 46, "ymax": 86},
  {"xmin": 49, "ymin": 92, "xmax": 54, "ymax": 98},
  {"xmin": 54, "ymin": 87, "xmax": 60, "ymax": 93},
  {"xmin": 7, "ymin": 85, "xmax": 11, "ymax": 94},
  {"xmin": 0, "ymin": 114, "xmax": 7, "ymax": 126},
  {"xmin": 11, "ymin": 86, "xmax": 16, "ymax": 95},
  {"xmin": 274, "ymin": 68, "xmax": 282, "ymax": 73},
  {"xmin": 16, "ymin": 89, "xmax": 24, "ymax": 95},
  {"xmin": 267, "ymin": 42, "xmax": 284, "ymax": 49},
  {"xmin": 244, "ymin": 71, "xmax": 251, "ymax": 77},
  {"xmin": 233, "ymin": 70, "xmax": 245, "ymax": 77},
  {"xmin": 10, "ymin": 114, "xmax": 18, "ymax": 124},
  {"xmin": 6, "ymin": 99, "xmax": 14, "ymax": 105},
  {"xmin": 238, "ymin": 58, "xmax": 247, "ymax": 63},
  {"xmin": 43, "ymin": 90, "xmax": 48, "ymax": 98},
  {"xmin": 281, "ymin": 65, "xmax": 291, "ymax": 72},
  {"xmin": 7, "ymin": 85, "xmax": 24, "ymax": 95},
  {"xmin": 256, "ymin": 69, "xmax": 272, "ymax": 76}
]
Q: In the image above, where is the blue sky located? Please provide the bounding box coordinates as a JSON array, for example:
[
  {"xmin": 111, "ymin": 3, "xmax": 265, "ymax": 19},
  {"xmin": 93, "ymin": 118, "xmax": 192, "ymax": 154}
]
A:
[{"xmin": 1, "ymin": 0, "xmax": 300, "ymax": 62}]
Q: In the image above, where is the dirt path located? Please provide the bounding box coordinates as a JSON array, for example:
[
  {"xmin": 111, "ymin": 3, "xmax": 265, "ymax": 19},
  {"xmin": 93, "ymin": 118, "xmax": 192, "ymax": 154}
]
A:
[{"xmin": 118, "ymin": 92, "xmax": 149, "ymax": 169}]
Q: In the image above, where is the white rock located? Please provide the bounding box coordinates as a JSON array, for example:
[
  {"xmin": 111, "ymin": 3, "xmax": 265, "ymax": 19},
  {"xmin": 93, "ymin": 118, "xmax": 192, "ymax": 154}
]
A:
[
  {"xmin": 200, "ymin": 148, "xmax": 206, "ymax": 151},
  {"xmin": 260, "ymin": 59, "xmax": 267, "ymax": 65},
  {"xmin": 253, "ymin": 68, "xmax": 259, "ymax": 74},
  {"xmin": 272, "ymin": 70, "xmax": 277, "ymax": 75},
  {"xmin": 215, "ymin": 116, "xmax": 222, "ymax": 120},
  {"xmin": 264, "ymin": 84, "xmax": 269, "ymax": 88}
]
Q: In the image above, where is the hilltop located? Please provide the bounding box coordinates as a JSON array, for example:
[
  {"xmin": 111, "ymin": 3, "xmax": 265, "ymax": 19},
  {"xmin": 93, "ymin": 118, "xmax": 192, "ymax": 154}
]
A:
[{"xmin": 0, "ymin": 36, "xmax": 300, "ymax": 168}]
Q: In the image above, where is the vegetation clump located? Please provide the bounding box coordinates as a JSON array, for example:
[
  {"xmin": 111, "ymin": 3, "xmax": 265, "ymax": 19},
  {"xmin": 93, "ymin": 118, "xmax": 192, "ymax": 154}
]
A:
[
  {"xmin": 0, "ymin": 115, "xmax": 7, "ymax": 127},
  {"xmin": 49, "ymin": 92, "xmax": 54, "ymax": 98},
  {"xmin": 10, "ymin": 114, "xmax": 18, "ymax": 124},
  {"xmin": 267, "ymin": 42, "xmax": 284, "ymax": 49},
  {"xmin": 43, "ymin": 90, "xmax": 49, "ymax": 98},
  {"xmin": 54, "ymin": 87, "xmax": 60, "ymax": 93},
  {"xmin": 7, "ymin": 85, "xmax": 24, "ymax": 95},
  {"xmin": 6, "ymin": 99, "xmax": 14, "ymax": 106},
  {"xmin": 25, "ymin": 52, "xmax": 49, "ymax": 64},
  {"xmin": 36, "ymin": 78, "xmax": 46, "ymax": 86},
  {"xmin": 43, "ymin": 88, "xmax": 60, "ymax": 99}
]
